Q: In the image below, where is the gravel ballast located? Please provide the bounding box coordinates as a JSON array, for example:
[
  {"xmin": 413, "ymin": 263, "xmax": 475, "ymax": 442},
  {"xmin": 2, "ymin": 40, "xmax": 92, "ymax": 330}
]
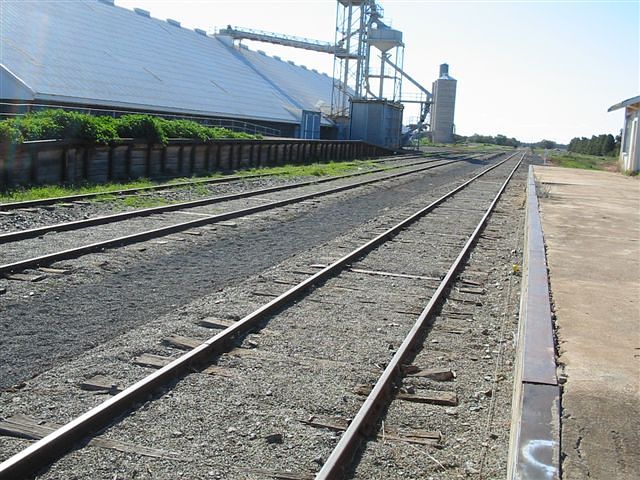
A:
[
  {"xmin": 0, "ymin": 155, "xmax": 527, "ymax": 479},
  {"xmin": 0, "ymin": 159, "xmax": 460, "ymax": 266},
  {"xmin": 1, "ymin": 157, "xmax": 494, "ymax": 389},
  {"xmin": 0, "ymin": 155, "xmax": 433, "ymax": 233}
]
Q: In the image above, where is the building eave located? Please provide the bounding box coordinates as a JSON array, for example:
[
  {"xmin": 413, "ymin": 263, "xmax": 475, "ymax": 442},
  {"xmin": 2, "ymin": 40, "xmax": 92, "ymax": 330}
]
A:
[{"xmin": 608, "ymin": 95, "xmax": 640, "ymax": 112}]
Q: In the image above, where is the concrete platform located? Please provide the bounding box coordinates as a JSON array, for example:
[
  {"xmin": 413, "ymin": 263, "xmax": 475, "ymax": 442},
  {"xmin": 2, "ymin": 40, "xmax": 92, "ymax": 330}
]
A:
[{"xmin": 534, "ymin": 166, "xmax": 639, "ymax": 479}]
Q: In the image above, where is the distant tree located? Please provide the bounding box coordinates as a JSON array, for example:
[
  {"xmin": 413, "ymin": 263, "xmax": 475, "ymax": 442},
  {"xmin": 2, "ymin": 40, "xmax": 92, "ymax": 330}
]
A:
[
  {"xmin": 591, "ymin": 135, "xmax": 606, "ymax": 155},
  {"xmin": 578, "ymin": 137, "xmax": 588, "ymax": 153},
  {"xmin": 538, "ymin": 139, "xmax": 557, "ymax": 149},
  {"xmin": 601, "ymin": 134, "xmax": 615, "ymax": 155},
  {"xmin": 567, "ymin": 133, "xmax": 618, "ymax": 156},
  {"xmin": 614, "ymin": 134, "xmax": 622, "ymax": 156},
  {"xmin": 465, "ymin": 133, "xmax": 520, "ymax": 147},
  {"xmin": 494, "ymin": 134, "xmax": 508, "ymax": 146}
]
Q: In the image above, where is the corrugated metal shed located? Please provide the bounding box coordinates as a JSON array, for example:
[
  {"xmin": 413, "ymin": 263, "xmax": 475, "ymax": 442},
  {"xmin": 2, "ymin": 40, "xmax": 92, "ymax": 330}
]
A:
[{"xmin": 0, "ymin": 0, "xmax": 334, "ymax": 126}]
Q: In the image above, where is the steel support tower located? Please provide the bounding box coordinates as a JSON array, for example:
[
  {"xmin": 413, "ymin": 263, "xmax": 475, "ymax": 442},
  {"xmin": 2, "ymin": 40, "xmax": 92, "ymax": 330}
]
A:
[{"xmin": 331, "ymin": 1, "xmax": 406, "ymax": 118}]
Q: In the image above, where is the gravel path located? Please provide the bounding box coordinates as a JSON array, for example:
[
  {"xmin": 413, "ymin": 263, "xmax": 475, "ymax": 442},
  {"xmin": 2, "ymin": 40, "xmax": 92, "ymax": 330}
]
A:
[
  {"xmin": 0, "ymin": 157, "xmax": 496, "ymax": 390},
  {"xmin": 0, "ymin": 154, "xmax": 526, "ymax": 480}
]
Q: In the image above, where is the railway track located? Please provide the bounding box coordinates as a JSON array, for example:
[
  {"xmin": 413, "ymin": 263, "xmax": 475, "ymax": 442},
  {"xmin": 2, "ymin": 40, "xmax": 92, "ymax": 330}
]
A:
[
  {"xmin": 0, "ymin": 152, "xmax": 465, "ymax": 211},
  {"xmin": 0, "ymin": 151, "xmax": 525, "ymax": 479},
  {"xmin": 0, "ymin": 154, "xmax": 451, "ymax": 239},
  {"xmin": 0, "ymin": 153, "xmax": 499, "ymax": 275}
]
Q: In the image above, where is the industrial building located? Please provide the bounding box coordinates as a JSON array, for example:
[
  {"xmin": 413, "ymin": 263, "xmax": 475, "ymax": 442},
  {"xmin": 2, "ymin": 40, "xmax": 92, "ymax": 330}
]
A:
[
  {"xmin": 0, "ymin": 0, "xmax": 335, "ymax": 138},
  {"xmin": 608, "ymin": 95, "xmax": 639, "ymax": 174},
  {"xmin": 219, "ymin": 4, "xmax": 457, "ymax": 149},
  {"xmin": 0, "ymin": 0, "xmax": 458, "ymax": 148}
]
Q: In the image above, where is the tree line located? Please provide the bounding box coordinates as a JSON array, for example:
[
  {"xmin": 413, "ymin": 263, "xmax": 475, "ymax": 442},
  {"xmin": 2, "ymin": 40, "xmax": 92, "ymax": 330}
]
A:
[
  {"xmin": 454, "ymin": 132, "xmax": 621, "ymax": 157},
  {"xmin": 567, "ymin": 134, "xmax": 620, "ymax": 157},
  {"xmin": 454, "ymin": 133, "xmax": 521, "ymax": 147}
]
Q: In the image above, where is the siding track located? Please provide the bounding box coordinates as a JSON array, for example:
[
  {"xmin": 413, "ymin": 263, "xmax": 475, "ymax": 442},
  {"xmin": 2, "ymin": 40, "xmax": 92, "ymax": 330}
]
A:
[
  {"xmin": 0, "ymin": 152, "xmax": 462, "ymax": 211},
  {"xmin": 0, "ymin": 154, "xmax": 495, "ymax": 274}
]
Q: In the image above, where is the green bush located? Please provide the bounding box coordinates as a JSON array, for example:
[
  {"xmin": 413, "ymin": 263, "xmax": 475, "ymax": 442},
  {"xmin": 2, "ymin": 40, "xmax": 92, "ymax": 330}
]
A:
[
  {"xmin": 0, "ymin": 122, "xmax": 24, "ymax": 144},
  {"xmin": 157, "ymin": 119, "xmax": 212, "ymax": 141},
  {"xmin": 209, "ymin": 127, "xmax": 258, "ymax": 139},
  {"xmin": 47, "ymin": 110, "xmax": 117, "ymax": 144},
  {"xmin": 157, "ymin": 119, "xmax": 261, "ymax": 141},
  {"xmin": 9, "ymin": 110, "xmax": 118, "ymax": 144},
  {"xmin": 12, "ymin": 113, "xmax": 63, "ymax": 141},
  {"xmin": 0, "ymin": 110, "xmax": 261, "ymax": 144},
  {"xmin": 115, "ymin": 114, "xmax": 167, "ymax": 144}
]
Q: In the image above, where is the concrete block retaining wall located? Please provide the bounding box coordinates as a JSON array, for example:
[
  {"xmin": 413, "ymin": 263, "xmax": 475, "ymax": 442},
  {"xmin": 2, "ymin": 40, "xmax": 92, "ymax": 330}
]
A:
[{"xmin": 0, "ymin": 138, "xmax": 390, "ymax": 189}]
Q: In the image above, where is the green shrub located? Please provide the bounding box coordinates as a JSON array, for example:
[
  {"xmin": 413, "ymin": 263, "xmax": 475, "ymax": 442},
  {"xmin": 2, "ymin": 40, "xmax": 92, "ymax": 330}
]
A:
[
  {"xmin": 210, "ymin": 127, "xmax": 255, "ymax": 139},
  {"xmin": 0, "ymin": 121, "xmax": 24, "ymax": 144},
  {"xmin": 0, "ymin": 110, "xmax": 261, "ymax": 144},
  {"xmin": 157, "ymin": 119, "xmax": 213, "ymax": 141},
  {"xmin": 11, "ymin": 110, "xmax": 118, "ymax": 144},
  {"xmin": 50, "ymin": 110, "xmax": 117, "ymax": 144},
  {"xmin": 157, "ymin": 120, "xmax": 262, "ymax": 141},
  {"xmin": 12, "ymin": 113, "xmax": 63, "ymax": 141},
  {"xmin": 115, "ymin": 114, "xmax": 167, "ymax": 144}
]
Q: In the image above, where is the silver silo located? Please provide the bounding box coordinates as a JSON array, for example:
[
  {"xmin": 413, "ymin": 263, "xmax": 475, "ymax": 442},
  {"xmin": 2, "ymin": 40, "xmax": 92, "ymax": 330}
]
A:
[{"xmin": 431, "ymin": 63, "xmax": 457, "ymax": 143}]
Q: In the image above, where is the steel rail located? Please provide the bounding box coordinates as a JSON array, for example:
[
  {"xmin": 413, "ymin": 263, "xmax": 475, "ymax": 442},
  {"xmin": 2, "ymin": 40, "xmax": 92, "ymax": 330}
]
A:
[
  {"xmin": 0, "ymin": 157, "xmax": 473, "ymax": 274},
  {"xmin": 0, "ymin": 153, "xmax": 425, "ymax": 211},
  {"xmin": 0, "ymin": 156, "xmax": 458, "ymax": 244},
  {"xmin": 316, "ymin": 152, "xmax": 525, "ymax": 479},
  {"xmin": 0, "ymin": 153, "xmax": 520, "ymax": 479}
]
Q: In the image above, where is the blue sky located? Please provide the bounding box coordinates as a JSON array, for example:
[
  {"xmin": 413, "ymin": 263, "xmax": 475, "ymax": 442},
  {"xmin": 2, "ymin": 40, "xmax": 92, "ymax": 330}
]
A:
[{"xmin": 117, "ymin": 0, "xmax": 639, "ymax": 144}]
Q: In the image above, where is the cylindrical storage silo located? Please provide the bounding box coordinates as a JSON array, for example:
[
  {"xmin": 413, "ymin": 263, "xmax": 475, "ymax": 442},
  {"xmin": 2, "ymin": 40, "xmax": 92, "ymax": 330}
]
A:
[{"xmin": 431, "ymin": 63, "xmax": 457, "ymax": 143}]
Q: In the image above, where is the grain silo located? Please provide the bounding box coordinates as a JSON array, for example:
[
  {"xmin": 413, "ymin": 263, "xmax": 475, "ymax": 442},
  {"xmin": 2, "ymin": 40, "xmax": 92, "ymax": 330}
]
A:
[{"xmin": 431, "ymin": 64, "xmax": 457, "ymax": 143}]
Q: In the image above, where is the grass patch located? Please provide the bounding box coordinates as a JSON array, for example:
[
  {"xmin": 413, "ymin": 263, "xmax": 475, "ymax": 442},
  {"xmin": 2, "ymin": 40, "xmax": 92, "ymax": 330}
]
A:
[
  {"xmin": 0, "ymin": 179, "xmax": 158, "ymax": 204},
  {"xmin": 418, "ymin": 139, "xmax": 448, "ymax": 147},
  {"xmin": 185, "ymin": 183, "xmax": 213, "ymax": 196},
  {"xmin": 0, "ymin": 160, "xmax": 379, "ymax": 205},
  {"xmin": 120, "ymin": 195, "xmax": 171, "ymax": 209},
  {"xmin": 237, "ymin": 160, "xmax": 377, "ymax": 178},
  {"xmin": 535, "ymin": 179, "xmax": 551, "ymax": 198},
  {"xmin": 457, "ymin": 143, "xmax": 512, "ymax": 152},
  {"xmin": 547, "ymin": 152, "xmax": 618, "ymax": 172},
  {"xmin": 166, "ymin": 173, "xmax": 225, "ymax": 185}
]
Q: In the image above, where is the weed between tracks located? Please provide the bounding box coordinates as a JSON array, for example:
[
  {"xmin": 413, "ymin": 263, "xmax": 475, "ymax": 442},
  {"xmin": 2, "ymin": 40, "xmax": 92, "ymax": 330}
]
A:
[
  {"xmin": 238, "ymin": 159, "xmax": 379, "ymax": 177},
  {"xmin": 119, "ymin": 196, "xmax": 171, "ymax": 209},
  {"xmin": 0, "ymin": 160, "xmax": 380, "ymax": 204},
  {"xmin": 0, "ymin": 180, "xmax": 158, "ymax": 203}
]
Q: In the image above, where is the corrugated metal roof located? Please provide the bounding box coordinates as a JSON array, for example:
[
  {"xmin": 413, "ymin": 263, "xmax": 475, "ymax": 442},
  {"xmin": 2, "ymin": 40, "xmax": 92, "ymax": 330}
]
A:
[
  {"xmin": 0, "ymin": 0, "xmax": 334, "ymax": 126},
  {"xmin": 239, "ymin": 49, "xmax": 334, "ymax": 118}
]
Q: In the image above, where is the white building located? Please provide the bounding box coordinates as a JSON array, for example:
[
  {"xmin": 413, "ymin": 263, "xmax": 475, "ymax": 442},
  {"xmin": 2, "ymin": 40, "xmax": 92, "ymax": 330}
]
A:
[{"xmin": 608, "ymin": 95, "xmax": 640, "ymax": 174}]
